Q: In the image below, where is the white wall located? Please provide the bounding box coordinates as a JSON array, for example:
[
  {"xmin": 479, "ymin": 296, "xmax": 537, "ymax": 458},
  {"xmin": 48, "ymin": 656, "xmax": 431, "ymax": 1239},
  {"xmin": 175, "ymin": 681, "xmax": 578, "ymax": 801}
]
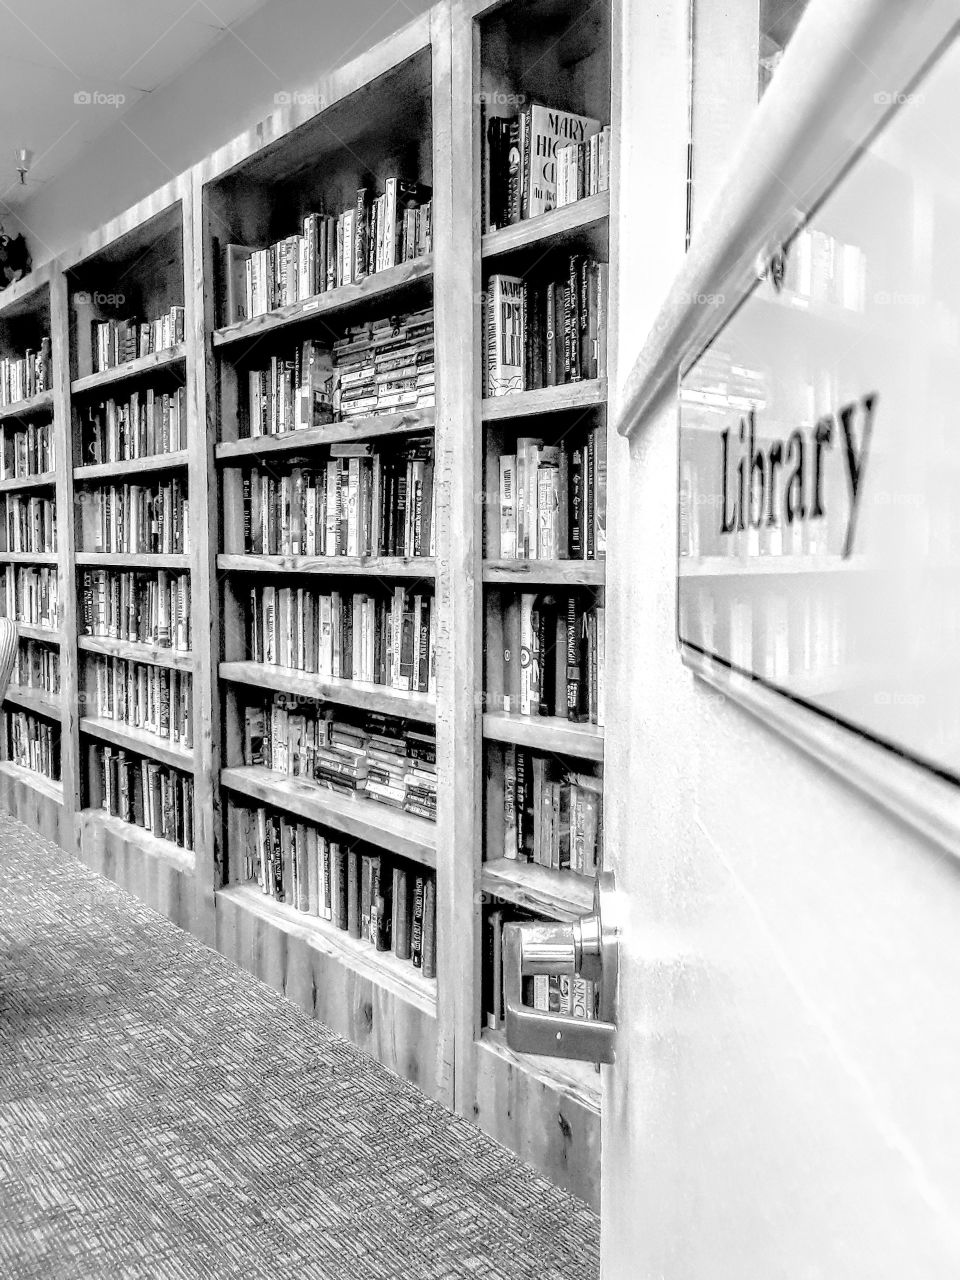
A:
[{"xmin": 10, "ymin": 0, "xmax": 435, "ymax": 264}]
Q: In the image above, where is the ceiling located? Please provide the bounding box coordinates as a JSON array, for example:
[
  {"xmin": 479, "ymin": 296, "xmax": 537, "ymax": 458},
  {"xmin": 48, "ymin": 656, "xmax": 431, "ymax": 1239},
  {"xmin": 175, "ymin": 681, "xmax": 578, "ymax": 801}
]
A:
[{"xmin": 0, "ymin": 0, "xmax": 271, "ymax": 213}]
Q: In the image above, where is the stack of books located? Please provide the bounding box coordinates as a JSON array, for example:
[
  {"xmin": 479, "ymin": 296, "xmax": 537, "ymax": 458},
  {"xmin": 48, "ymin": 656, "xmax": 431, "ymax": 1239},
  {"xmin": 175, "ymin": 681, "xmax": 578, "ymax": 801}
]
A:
[
  {"xmin": 88, "ymin": 656, "xmax": 192, "ymax": 749},
  {"xmin": 0, "ymin": 420, "xmax": 54, "ymax": 479},
  {"xmin": 224, "ymin": 180, "xmax": 433, "ymax": 323},
  {"xmin": 234, "ymin": 805, "xmax": 437, "ymax": 977},
  {"xmin": 76, "ymin": 386, "xmax": 187, "ymax": 464},
  {"xmin": 496, "ymin": 428, "xmax": 606, "ymax": 561},
  {"xmin": 78, "ymin": 479, "xmax": 190, "ymax": 554},
  {"xmin": 5, "ymin": 495, "xmax": 57, "ymax": 555},
  {"xmin": 94, "ymin": 744, "xmax": 194, "ymax": 848},
  {"xmin": 484, "ymin": 259, "xmax": 608, "ymax": 396},
  {"xmin": 80, "ymin": 569, "xmax": 192, "ymax": 651},
  {"xmin": 493, "ymin": 591, "xmax": 604, "ymax": 724},
  {"xmin": 7, "ymin": 710, "xmax": 59, "ymax": 779},
  {"xmin": 483, "ymin": 100, "xmax": 609, "ymax": 230},
  {"xmin": 248, "ymin": 584, "xmax": 435, "ymax": 694},
  {"xmin": 241, "ymin": 436, "xmax": 435, "ymax": 559},
  {"xmin": 92, "ymin": 305, "xmax": 185, "ymax": 373},
  {"xmin": 0, "ymin": 339, "xmax": 52, "ymax": 406},
  {"xmin": 502, "ymin": 747, "xmax": 602, "ymax": 873},
  {"xmin": 331, "ymin": 308, "xmax": 435, "ymax": 419},
  {"xmin": 11, "ymin": 640, "xmax": 60, "ymax": 697},
  {"xmin": 483, "ymin": 907, "xmax": 597, "ymax": 1030},
  {"xmin": 4, "ymin": 566, "xmax": 58, "ymax": 630},
  {"xmin": 364, "ymin": 714, "xmax": 437, "ymax": 820}
]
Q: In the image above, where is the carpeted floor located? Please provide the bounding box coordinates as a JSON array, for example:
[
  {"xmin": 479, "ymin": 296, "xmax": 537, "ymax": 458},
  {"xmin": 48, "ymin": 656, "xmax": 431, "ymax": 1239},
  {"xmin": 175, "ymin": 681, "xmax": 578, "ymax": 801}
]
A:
[{"xmin": 0, "ymin": 813, "xmax": 599, "ymax": 1279}]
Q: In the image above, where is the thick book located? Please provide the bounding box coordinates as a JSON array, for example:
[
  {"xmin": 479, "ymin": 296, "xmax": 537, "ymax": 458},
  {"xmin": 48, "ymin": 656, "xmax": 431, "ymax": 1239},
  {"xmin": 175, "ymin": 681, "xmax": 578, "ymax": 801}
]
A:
[
  {"xmin": 520, "ymin": 103, "xmax": 602, "ymax": 219},
  {"xmin": 484, "ymin": 275, "xmax": 524, "ymax": 397}
]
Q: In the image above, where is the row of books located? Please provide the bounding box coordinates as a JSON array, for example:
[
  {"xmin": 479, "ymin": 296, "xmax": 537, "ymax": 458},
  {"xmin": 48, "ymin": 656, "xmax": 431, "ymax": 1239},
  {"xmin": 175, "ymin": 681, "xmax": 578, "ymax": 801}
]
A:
[
  {"xmin": 12, "ymin": 639, "xmax": 60, "ymax": 697},
  {"xmin": 496, "ymin": 427, "xmax": 607, "ymax": 561},
  {"xmin": 0, "ymin": 421, "xmax": 54, "ymax": 481},
  {"xmin": 242, "ymin": 701, "xmax": 437, "ymax": 822},
  {"xmin": 225, "ymin": 181, "xmax": 432, "ymax": 323},
  {"xmin": 78, "ymin": 479, "xmax": 190, "ymax": 555},
  {"xmin": 483, "ymin": 907, "xmax": 598, "ymax": 1031},
  {"xmin": 76, "ymin": 386, "xmax": 188, "ymax": 465},
  {"xmin": 483, "ymin": 260, "xmax": 608, "ymax": 396},
  {"xmin": 86, "ymin": 656, "xmax": 193, "ymax": 749},
  {"xmin": 491, "ymin": 592, "xmax": 605, "ymax": 725},
  {"xmin": 484, "ymin": 101, "xmax": 608, "ymax": 230},
  {"xmin": 6, "ymin": 710, "xmax": 60, "ymax": 780},
  {"xmin": 233, "ymin": 805, "xmax": 437, "ymax": 977},
  {"xmin": 241, "ymin": 440, "xmax": 434, "ymax": 559},
  {"xmin": 331, "ymin": 309, "xmax": 435, "ymax": 420},
  {"xmin": 80, "ymin": 570, "xmax": 192, "ymax": 651},
  {"xmin": 4, "ymin": 495, "xmax": 57, "ymax": 555},
  {"xmin": 501, "ymin": 747, "xmax": 602, "ymax": 874},
  {"xmin": 3, "ymin": 566, "xmax": 58, "ymax": 631},
  {"xmin": 93, "ymin": 745, "xmax": 194, "ymax": 849},
  {"xmin": 0, "ymin": 340, "xmax": 52, "ymax": 407},
  {"xmin": 91, "ymin": 306, "xmax": 185, "ymax": 374},
  {"xmin": 247, "ymin": 585, "xmax": 436, "ymax": 694}
]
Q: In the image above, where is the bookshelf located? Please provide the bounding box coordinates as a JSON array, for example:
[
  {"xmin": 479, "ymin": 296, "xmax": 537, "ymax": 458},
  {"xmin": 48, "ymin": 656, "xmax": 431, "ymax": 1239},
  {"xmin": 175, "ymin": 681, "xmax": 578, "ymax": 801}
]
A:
[{"xmin": 0, "ymin": 0, "xmax": 613, "ymax": 1208}]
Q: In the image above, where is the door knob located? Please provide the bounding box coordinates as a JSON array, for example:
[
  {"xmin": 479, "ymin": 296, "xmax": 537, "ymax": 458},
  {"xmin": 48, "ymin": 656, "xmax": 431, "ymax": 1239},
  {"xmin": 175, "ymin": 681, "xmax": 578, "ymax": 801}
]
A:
[{"xmin": 503, "ymin": 870, "xmax": 618, "ymax": 1064}]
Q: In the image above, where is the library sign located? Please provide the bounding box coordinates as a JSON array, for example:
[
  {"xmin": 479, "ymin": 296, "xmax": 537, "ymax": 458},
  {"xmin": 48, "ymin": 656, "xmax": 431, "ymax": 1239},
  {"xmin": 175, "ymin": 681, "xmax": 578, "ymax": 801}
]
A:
[{"xmin": 678, "ymin": 44, "xmax": 960, "ymax": 787}]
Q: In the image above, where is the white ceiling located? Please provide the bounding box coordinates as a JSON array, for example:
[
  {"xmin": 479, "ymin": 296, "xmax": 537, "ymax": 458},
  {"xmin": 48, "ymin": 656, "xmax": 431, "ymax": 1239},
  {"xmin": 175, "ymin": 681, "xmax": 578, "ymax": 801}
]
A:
[{"xmin": 0, "ymin": 0, "xmax": 270, "ymax": 211}]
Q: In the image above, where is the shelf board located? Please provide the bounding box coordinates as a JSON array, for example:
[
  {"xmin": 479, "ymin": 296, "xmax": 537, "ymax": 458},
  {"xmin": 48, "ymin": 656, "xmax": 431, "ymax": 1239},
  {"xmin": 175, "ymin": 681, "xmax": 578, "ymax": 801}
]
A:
[
  {"xmin": 3, "ymin": 685, "xmax": 61, "ymax": 720},
  {"xmin": 0, "ymin": 389, "xmax": 55, "ymax": 423},
  {"xmin": 217, "ymin": 553, "xmax": 434, "ymax": 579},
  {"xmin": 75, "ymin": 552, "xmax": 190, "ymax": 570},
  {"xmin": 77, "ymin": 635, "xmax": 192, "ymax": 672},
  {"xmin": 220, "ymin": 661, "xmax": 436, "ymax": 724},
  {"xmin": 482, "ymin": 710, "xmax": 603, "ymax": 761},
  {"xmin": 479, "ymin": 1028, "xmax": 601, "ymax": 1113},
  {"xmin": 679, "ymin": 554, "xmax": 869, "ymax": 578},
  {"xmin": 482, "ymin": 191, "xmax": 610, "ymax": 259},
  {"xmin": 77, "ymin": 807, "xmax": 196, "ymax": 876},
  {"xmin": 74, "ymin": 450, "xmax": 189, "ymax": 483},
  {"xmin": 481, "ymin": 379, "xmax": 607, "ymax": 421},
  {"xmin": 481, "ymin": 857, "xmax": 594, "ymax": 921},
  {"xmin": 0, "ymin": 471, "xmax": 56, "ymax": 493},
  {"xmin": 80, "ymin": 716, "xmax": 194, "ymax": 771},
  {"xmin": 219, "ymin": 883, "xmax": 437, "ymax": 1017},
  {"xmin": 71, "ymin": 344, "xmax": 186, "ymax": 396},
  {"xmin": 0, "ymin": 550, "xmax": 57, "ymax": 565},
  {"xmin": 12, "ymin": 622, "xmax": 61, "ymax": 644},
  {"xmin": 221, "ymin": 765, "xmax": 437, "ymax": 868},
  {"xmin": 482, "ymin": 559, "xmax": 605, "ymax": 586},
  {"xmin": 216, "ymin": 407, "xmax": 437, "ymax": 463},
  {"xmin": 213, "ymin": 256, "xmax": 434, "ymax": 349},
  {"xmin": 0, "ymin": 760, "xmax": 63, "ymax": 805}
]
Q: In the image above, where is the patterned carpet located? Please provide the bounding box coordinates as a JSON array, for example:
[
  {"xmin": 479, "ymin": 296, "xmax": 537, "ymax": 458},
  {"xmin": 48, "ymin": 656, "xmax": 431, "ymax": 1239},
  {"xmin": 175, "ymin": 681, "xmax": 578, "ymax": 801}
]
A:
[{"xmin": 0, "ymin": 813, "xmax": 599, "ymax": 1279}]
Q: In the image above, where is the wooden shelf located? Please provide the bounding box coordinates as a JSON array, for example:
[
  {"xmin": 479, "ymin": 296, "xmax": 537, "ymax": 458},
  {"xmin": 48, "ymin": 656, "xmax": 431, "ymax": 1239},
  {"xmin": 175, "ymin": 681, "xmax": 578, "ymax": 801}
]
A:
[
  {"xmin": 12, "ymin": 622, "xmax": 61, "ymax": 644},
  {"xmin": 213, "ymin": 256, "xmax": 434, "ymax": 349},
  {"xmin": 77, "ymin": 635, "xmax": 192, "ymax": 672},
  {"xmin": 0, "ymin": 550, "xmax": 57, "ymax": 565},
  {"xmin": 78, "ymin": 807, "xmax": 196, "ymax": 876},
  {"xmin": 216, "ymin": 408, "xmax": 437, "ymax": 463},
  {"xmin": 71, "ymin": 344, "xmax": 186, "ymax": 396},
  {"xmin": 481, "ymin": 379, "xmax": 607, "ymax": 421},
  {"xmin": 74, "ymin": 450, "xmax": 189, "ymax": 483},
  {"xmin": 481, "ymin": 857, "xmax": 594, "ymax": 921},
  {"xmin": 479, "ymin": 1028, "xmax": 601, "ymax": 1112},
  {"xmin": 482, "ymin": 191, "xmax": 610, "ymax": 259},
  {"xmin": 482, "ymin": 710, "xmax": 604, "ymax": 761},
  {"xmin": 0, "ymin": 761, "xmax": 63, "ymax": 805},
  {"xmin": 482, "ymin": 559, "xmax": 605, "ymax": 586},
  {"xmin": 220, "ymin": 661, "xmax": 436, "ymax": 724},
  {"xmin": 0, "ymin": 389, "xmax": 55, "ymax": 423},
  {"xmin": 4, "ymin": 685, "xmax": 61, "ymax": 719},
  {"xmin": 75, "ymin": 552, "xmax": 190, "ymax": 569},
  {"xmin": 220, "ymin": 765, "xmax": 437, "ymax": 869},
  {"xmin": 0, "ymin": 471, "xmax": 56, "ymax": 493},
  {"xmin": 218, "ymin": 553, "xmax": 434, "ymax": 579},
  {"xmin": 80, "ymin": 716, "xmax": 194, "ymax": 771},
  {"xmin": 219, "ymin": 883, "xmax": 437, "ymax": 1016}
]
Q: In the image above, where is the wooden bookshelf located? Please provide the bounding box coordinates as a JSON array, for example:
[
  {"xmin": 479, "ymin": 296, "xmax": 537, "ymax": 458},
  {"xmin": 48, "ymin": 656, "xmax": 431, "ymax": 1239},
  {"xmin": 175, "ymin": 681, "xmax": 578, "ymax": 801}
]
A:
[
  {"xmin": 220, "ymin": 660, "xmax": 437, "ymax": 724},
  {"xmin": 70, "ymin": 344, "xmax": 186, "ymax": 396},
  {"xmin": 0, "ymin": 470, "xmax": 57, "ymax": 492},
  {"xmin": 481, "ymin": 379, "xmax": 607, "ymax": 421},
  {"xmin": 482, "ymin": 709, "xmax": 604, "ymax": 760},
  {"xmin": 77, "ymin": 635, "xmax": 193, "ymax": 671},
  {"xmin": 481, "ymin": 856, "xmax": 594, "ymax": 919},
  {"xmin": 4, "ymin": 685, "xmax": 62, "ymax": 719},
  {"xmin": 0, "ymin": 550, "xmax": 57, "ymax": 566},
  {"xmin": 74, "ymin": 450, "xmax": 189, "ymax": 482},
  {"xmin": 79, "ymin": 716, "xmax": 194, "ymax": 771},
  {"xmin": 0, "ymin": 388, "xmax": 55, "ymax": 423},
  {"xmin": 481, "ymin": 190, "xmax": 610, "ymax": 259},
  {"xmin": 216, "ymin": 553, "xmax": 434, "ymax": 578},
  {"xmin": 214, "ymin": 407, "xmax": 436, "ymax": 462},
  {"xmin": 15, "ymin": 623, "xmax": 62, "ymax": 644}
]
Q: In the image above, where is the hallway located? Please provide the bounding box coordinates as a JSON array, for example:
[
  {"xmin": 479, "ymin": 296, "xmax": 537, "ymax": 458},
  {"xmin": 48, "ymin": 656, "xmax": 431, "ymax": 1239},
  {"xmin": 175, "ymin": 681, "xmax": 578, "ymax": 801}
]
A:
[{"xmin": 0, "ymin": 816, "xmax": 598, "ymax": 1279}]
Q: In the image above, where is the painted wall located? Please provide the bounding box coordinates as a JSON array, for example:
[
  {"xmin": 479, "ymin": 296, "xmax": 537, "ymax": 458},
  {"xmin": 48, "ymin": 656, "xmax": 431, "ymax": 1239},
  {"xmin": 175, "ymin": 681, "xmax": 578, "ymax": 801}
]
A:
[{"xmin": 11, "ymin": 0, "xmax": 434, "ymax": 264}]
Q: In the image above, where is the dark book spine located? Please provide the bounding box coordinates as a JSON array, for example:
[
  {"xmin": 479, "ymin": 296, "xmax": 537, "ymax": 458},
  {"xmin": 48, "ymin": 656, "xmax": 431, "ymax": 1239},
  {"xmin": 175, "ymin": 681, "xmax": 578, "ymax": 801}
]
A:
[
  {"xmin": 421, "ymin": 875, "xmax": 436, "ymax": 979},
  {"xmin": 394, "ymin": 867, "xmax": 411, "ymax": 961},
  {"xmin": 334, "ymin": 842, "xmax": 348, "ymax": 930},
  {"xmin": 347, "ymin": 848, "xmax": 362, "ymax": 939},
  {"xmin": 411, "ymin": 875, "xmax": 425, "ymax": 968},
  {"xmin": 566, "ymin": 594, "xmax": 583, "ymax": 721}
]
